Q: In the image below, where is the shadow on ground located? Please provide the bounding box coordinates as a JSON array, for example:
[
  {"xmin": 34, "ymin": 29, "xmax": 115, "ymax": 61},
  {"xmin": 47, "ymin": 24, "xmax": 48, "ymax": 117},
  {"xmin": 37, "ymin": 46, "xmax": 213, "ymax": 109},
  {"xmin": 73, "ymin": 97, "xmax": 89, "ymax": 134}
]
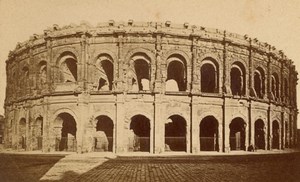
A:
[{"xmin": 0, "ymin": 154, "xmax": 65, "ymax": 182}]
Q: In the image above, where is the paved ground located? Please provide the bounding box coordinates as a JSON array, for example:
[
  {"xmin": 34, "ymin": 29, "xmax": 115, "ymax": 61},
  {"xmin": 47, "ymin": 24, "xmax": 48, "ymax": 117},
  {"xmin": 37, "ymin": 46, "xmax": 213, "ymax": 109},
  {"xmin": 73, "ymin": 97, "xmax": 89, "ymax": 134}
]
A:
[{"xmin": 0, "ymin": 152, "xmax": 300, "ymax": 182}]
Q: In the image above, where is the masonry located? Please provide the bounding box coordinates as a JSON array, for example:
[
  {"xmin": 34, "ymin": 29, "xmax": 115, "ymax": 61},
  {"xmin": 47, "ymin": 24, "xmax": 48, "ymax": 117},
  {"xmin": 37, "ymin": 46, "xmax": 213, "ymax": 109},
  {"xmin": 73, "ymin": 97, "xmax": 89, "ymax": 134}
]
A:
[{"xmin": 3, "ymin": 20, "xmax": 298, "ymax": 153}]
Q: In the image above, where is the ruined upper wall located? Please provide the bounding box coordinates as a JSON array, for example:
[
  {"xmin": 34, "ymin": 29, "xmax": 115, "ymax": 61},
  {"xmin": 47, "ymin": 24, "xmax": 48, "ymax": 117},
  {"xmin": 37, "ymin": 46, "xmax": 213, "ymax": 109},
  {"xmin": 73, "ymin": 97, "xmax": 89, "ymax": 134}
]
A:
[{"xmin": 5, "ymin": 20, "xmax": 296, "ymax": 67}]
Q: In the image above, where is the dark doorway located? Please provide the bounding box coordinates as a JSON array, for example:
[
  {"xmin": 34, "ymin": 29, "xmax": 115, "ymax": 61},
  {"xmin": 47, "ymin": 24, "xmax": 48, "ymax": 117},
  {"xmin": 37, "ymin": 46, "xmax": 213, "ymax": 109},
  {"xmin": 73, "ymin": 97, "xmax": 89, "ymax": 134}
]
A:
[
  {"xmin": 200, "ymin": 116, "xmax": 219, "ymax": 151},
  {"xmin": 165, "ymin": 115, "xmax": 186, "ymax": 152},
  {"xmin": 55, "ymin": 113, "xmax": 77, "ymax": 151},
  {"xmin": 134, "ymin": 60, "xmax": 150, "ymax": 91},
  {"xmin": 255, "ymin": 119, "xmax": 265, "ymax": 149},
  {"xmin": 95, "ymin": 115, "xmax": 114, "ymax": 152},
  {"xmin": 201, "ymin": 63, "xmax": 216, "ymax": 93},
  {"xmin": 254, "ymin": 68, "xmax": 265, "ymax": 99},
  {"xmin": 167, "ymin": 61, "xmax": 186, "ymax": 91},
  {"xmin": 19, "ymin": 118, "xmax": 26, "ymax": 149},
  {"xmin": 230, "ymin": 63, "xmax": 245, "ymax": 96},
  {"xmin": 129, "ymin": 115, "xmax": 150, "ymax": 152},
  {"xmin": 33, "ymin": 117, "xmax": 43, "ymax": 150},
  {"xmin": 230, "ymin": 118, "xmax": 246, "ymax": 150},
  {"xmin": 272, "ymin": 120, "xmax": 280, "ymax": 149}
]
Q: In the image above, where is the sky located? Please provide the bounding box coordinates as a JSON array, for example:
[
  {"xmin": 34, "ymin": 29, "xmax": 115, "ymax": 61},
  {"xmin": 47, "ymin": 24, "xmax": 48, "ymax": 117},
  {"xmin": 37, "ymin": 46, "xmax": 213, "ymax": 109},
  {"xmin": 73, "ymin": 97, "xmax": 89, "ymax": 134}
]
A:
[{"xmin": 0, "ymin": 0, "xmax": 299, "ymax": 127}]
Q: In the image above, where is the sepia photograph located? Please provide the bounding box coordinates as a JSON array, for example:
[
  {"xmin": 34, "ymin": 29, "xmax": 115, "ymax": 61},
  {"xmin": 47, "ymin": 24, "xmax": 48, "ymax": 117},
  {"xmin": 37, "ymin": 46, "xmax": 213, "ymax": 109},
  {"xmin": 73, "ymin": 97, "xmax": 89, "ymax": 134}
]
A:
[{"xmin": 0, "ymin": 0, "xmax": 299, "ymax": 181}]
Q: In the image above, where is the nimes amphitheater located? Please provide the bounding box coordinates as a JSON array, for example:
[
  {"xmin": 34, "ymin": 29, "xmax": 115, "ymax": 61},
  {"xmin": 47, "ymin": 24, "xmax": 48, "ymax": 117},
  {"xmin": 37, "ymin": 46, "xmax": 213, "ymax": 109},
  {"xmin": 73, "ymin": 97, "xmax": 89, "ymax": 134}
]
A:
[{"xmin": 3, "ymin": 21, "xmax": 298, "ymax": 154}]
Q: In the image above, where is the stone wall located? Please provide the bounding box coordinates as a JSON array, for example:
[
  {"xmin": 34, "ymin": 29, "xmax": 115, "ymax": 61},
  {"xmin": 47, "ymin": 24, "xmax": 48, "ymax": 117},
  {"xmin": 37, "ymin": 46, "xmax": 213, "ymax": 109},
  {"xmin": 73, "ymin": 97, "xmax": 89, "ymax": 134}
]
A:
[{"xmin": 3, "ymin": 21, "xmax": 298, "ymax": 153}]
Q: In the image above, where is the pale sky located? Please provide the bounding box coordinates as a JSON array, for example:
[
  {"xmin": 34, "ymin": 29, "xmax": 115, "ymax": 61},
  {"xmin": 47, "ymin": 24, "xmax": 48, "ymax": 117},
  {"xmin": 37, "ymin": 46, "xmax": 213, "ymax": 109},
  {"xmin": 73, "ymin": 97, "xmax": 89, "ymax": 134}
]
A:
[{"xmin": 0, "ymin": 0, "xmax": 299, "ymax": 127}]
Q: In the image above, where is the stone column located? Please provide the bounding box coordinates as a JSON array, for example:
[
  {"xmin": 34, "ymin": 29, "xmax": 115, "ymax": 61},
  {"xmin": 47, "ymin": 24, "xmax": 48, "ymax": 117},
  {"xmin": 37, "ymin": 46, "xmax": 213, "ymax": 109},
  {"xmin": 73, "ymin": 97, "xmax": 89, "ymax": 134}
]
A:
[
  {"xmin": 154, "ymin": 95, "xmax": 163, "ymax": 153},
  {"xmin": 249, "ymin": 103, "xmax": 254, "ymax": 147},
  {"xmin": 77, "ymin": 93, "xmax": 89, "ymax": 153},
  {"xmin": 42, "ymin": 99, "xmax": 49, "ymax": 152},
  {"xmin": 218, "ymin": 121, "xmax": 223, "ymax": 152},
  {"xmin": 186, "ymin": 109, "xmax": 191, "ymax": 154},
  {"xmin": 191, "ymin": 100, "xmax": 198, "ymax": 153},
  {"xmin": 25, "ymin": 108, "xmax": 30, "ymax": 151},
  {"xmin": 116, "ymin": 94, "xmax": 125, "ymax": 153},
  {"xmin": 223, "ymin": 32, "xmax": 231, "ymax": 95},
  {"xmin": 191, "ymin": 36, "xmax": 199, "ymax": 93},
  {"xmin": 116, "ymin": 31, "xmax": 124, "ymax": 91},
  {"xmin": 281, "ymin": 112, "xmax": 285, "ymax": 149},
  {"xmin": 223, "ymin": 98, "xmax": 230, "ymax": 152},
  {"xmin": 268, "ymin": 106, "xmax": 272, "ymax": 150}
]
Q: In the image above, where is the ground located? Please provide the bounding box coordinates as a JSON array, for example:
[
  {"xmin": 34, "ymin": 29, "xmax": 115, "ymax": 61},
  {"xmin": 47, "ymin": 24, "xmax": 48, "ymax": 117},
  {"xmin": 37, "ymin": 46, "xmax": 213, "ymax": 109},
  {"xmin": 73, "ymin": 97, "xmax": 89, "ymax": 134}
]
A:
[{"xmin": 0, "ymin": 152, "xmax": 299, "ymax": 182}]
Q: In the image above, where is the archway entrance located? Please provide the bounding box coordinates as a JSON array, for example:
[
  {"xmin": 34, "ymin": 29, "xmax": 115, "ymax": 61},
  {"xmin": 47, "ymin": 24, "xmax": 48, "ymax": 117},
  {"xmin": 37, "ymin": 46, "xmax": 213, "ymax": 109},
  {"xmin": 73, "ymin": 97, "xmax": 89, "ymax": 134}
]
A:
[
  {"xmin": 94, "ymin": 115, "xmax": 114, "ymax": 152},
  {"xmin": 230, "ymin": 118, "xmax": 246, "ymax": 151},
  {"xmin": 32, "ymin": 116, "xmax": 43, "ymax": 150},
  {"xmin": 19, "ymin": 118, "xmax": 26, "ymax": 149},
  {"xmin": 272, "ymin": 120, "xmax": 280, "ymax": 149},
  {"xmin": 129, "ymin": 115, "xmax": 150, "ymax": 152},
  {"xmin": 54, "ymin": 113, "xmax": 77, "ymax": 151},
  {"xmin": 200, "ymin": 116, "xmax": 218, "ymax": 151},
  {"xmin": 254, "ymin": 119, "xmax": 265, "ymax": 149},
  {"xmin": 165, "ymin": 115, "xmax": 186, "ymax": 152}
]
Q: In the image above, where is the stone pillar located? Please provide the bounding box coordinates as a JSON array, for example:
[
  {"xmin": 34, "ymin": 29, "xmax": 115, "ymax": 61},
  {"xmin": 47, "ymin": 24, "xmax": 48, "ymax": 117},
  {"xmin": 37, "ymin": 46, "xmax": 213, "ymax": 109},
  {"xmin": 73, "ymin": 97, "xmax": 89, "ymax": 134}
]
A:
[
  {"xmin": 191, "ymin": 36, "xmax": 199, "ymax": 93},
  {"xmin": 42, "ymin": 99, "xmax": 48, "ymax": 152},
  {"xmin": 116, "ymin": 32, "xmax": 124, "ymax": 91},
  {"xmin": 186, "ymin": 106, "xmax": 191, "ymax": 154},
  {"xmin": 218, "ymin": 122, "xmax": 223, "ymax": 152},
  {"xmin": 248, "ymin": 39, "xmax": 253, "ymax": 97},
  {"xmin": 268, "ymin": 107, "xmax": 272, "ymax": 150},
  {"xmin": 244, "ymin": 118, "xmax": 249, "ymax": 151},
  {"xmin": 154, "ymin": 95, "xmax": 163, "ymax": 153},
  {"xmin": 191, "ymin": 99, "xmax": 198, "ymax": 153},
  {"xmin": 281, "ymin": 112, "xmax": 285, "ymax": 149},
  {"xmin": 116, "ymin": 94, "xmax": 125, "ymax": 153},
  {"xmin": 223, "ymin": 98, "xmax": 230, "ymax": 152},
  {"xmin": 25, "ymin": 108, "xmax": 30, "ymax": 151},
  {"xmin": 249, "ymin": 104, "xmax": 254, "ymax": 147},
  {"xmin": 77, "ymin": 93, "xmax": 89, "ymax": 153},
  {"xmin": 223, "ymin": 33, "xmax": 231, "ymax": 95}
]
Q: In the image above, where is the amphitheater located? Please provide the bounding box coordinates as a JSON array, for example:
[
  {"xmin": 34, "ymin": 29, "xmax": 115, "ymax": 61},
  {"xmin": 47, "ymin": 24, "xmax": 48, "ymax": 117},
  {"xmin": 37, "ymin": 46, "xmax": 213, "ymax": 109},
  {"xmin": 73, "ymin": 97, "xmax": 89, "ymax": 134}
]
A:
[{"xmin": 3, "ymin": 20, "xmax": 298, "ymax": 153}]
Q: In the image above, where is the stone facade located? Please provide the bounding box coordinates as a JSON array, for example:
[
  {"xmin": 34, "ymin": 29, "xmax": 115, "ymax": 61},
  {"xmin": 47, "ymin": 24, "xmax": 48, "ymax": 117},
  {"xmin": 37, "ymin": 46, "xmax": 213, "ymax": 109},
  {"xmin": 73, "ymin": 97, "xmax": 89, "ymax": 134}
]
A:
[{"xmin": 3, "ymin": 21, "xmax": 298, "ymax": 153}]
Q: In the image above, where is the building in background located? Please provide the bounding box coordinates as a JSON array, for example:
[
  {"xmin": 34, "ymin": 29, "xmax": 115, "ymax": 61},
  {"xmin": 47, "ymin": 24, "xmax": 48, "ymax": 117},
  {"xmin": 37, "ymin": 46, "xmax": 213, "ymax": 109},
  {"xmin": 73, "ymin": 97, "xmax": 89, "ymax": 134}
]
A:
[{"xmin": 3, "ymin": 21, "xmax": 298, "ymax": 153}]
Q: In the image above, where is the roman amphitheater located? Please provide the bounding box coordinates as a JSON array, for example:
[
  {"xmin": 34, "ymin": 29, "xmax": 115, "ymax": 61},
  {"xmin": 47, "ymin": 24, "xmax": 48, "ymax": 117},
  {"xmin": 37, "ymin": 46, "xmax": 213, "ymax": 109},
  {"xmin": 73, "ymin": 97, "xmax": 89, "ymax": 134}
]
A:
[{"xmin": 3, "ymin": 21, "xmax": 298, "ymax": 154}]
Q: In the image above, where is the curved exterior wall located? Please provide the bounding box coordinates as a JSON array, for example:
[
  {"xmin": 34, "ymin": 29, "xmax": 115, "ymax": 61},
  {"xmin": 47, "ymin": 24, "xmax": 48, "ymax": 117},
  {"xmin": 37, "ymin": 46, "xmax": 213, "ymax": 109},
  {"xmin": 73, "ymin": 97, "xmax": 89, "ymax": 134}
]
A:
[{"xmin": 4, "ymin": 21, "xmax": 298, "ymax": 153}]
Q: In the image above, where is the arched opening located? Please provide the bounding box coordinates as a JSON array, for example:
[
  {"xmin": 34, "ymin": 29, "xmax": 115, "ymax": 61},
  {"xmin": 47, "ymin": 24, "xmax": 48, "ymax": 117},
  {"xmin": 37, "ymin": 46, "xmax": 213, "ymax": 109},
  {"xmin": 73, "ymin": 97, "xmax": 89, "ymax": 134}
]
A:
[
  {"xmin": 201, "ymin": 59, "xmax": 218, "ymax": 93},
  {"xmin": 166, "ymin": 59, "xmax": 186, "ymax": 91},
  {"xmin": 230, "ymin": 62, "xmax": 245, "ymax": 96},
  {"xmin": 254, "ymin": 119, "xmax": 265, "ymax": 149},
  {"xmin": 94, "ymin": 115, "xmax": 114, "ymax": 152},
  {"xmin": 230, "ymin": 117, "xmax": 246, "ymax": 151},
  {"xmin": 54, "ymin": 113, "xmax": 77, "ymax": 151},
  {"xmin": 19, "ymin": 118, "xmax": 26, "ymax": 149},
  {"xmin": 254, "ymin": 67, "xmax": 265, "ymax": 99},
  {"xmin": 38, "ymin": 61, "xmax": 47, "ymax": 88},
  {"xmin": 129, "ymin": 115, "xmax": 150, "ymax": 152},
  {"xmin": 271, "ymin": 73, "xmax": 279, "ymax": 100},
  {"xmin": 59, "ymin": 53, "xmax": 78, "ymax": 83},
  {"xmin": 96, "ymin": 57, "xmax": 114, "ymax": 91},
  {"xmin": 165, "ymin": 115, "xmax": 186, "ymax": 152},
  {"xmin": 134, "ymin": 60, "xmax": 150, "ymax": 91},
  {"xmin": 32, "ymin": 116, "xmax": 43, "ymax": 150},
  {"xmin": 199, "ymin": 116, "xmax": 219, "ymax": 151},
  {"xmin": 272, "ymin": 120, "xmax": 280, "ymax": 149}
]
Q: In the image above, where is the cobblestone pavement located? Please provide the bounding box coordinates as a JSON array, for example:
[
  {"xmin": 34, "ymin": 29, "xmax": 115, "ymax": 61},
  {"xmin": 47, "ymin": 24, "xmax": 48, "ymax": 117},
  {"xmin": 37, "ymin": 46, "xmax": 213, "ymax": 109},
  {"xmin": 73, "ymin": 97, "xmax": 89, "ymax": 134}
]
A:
[
  {"xmin": 0, "ymin": 152, "xmax": 300, "ymax": 182},
  {"xmin": 69, "ymin": 153, "xmax": 300, "ymax": 182}
]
